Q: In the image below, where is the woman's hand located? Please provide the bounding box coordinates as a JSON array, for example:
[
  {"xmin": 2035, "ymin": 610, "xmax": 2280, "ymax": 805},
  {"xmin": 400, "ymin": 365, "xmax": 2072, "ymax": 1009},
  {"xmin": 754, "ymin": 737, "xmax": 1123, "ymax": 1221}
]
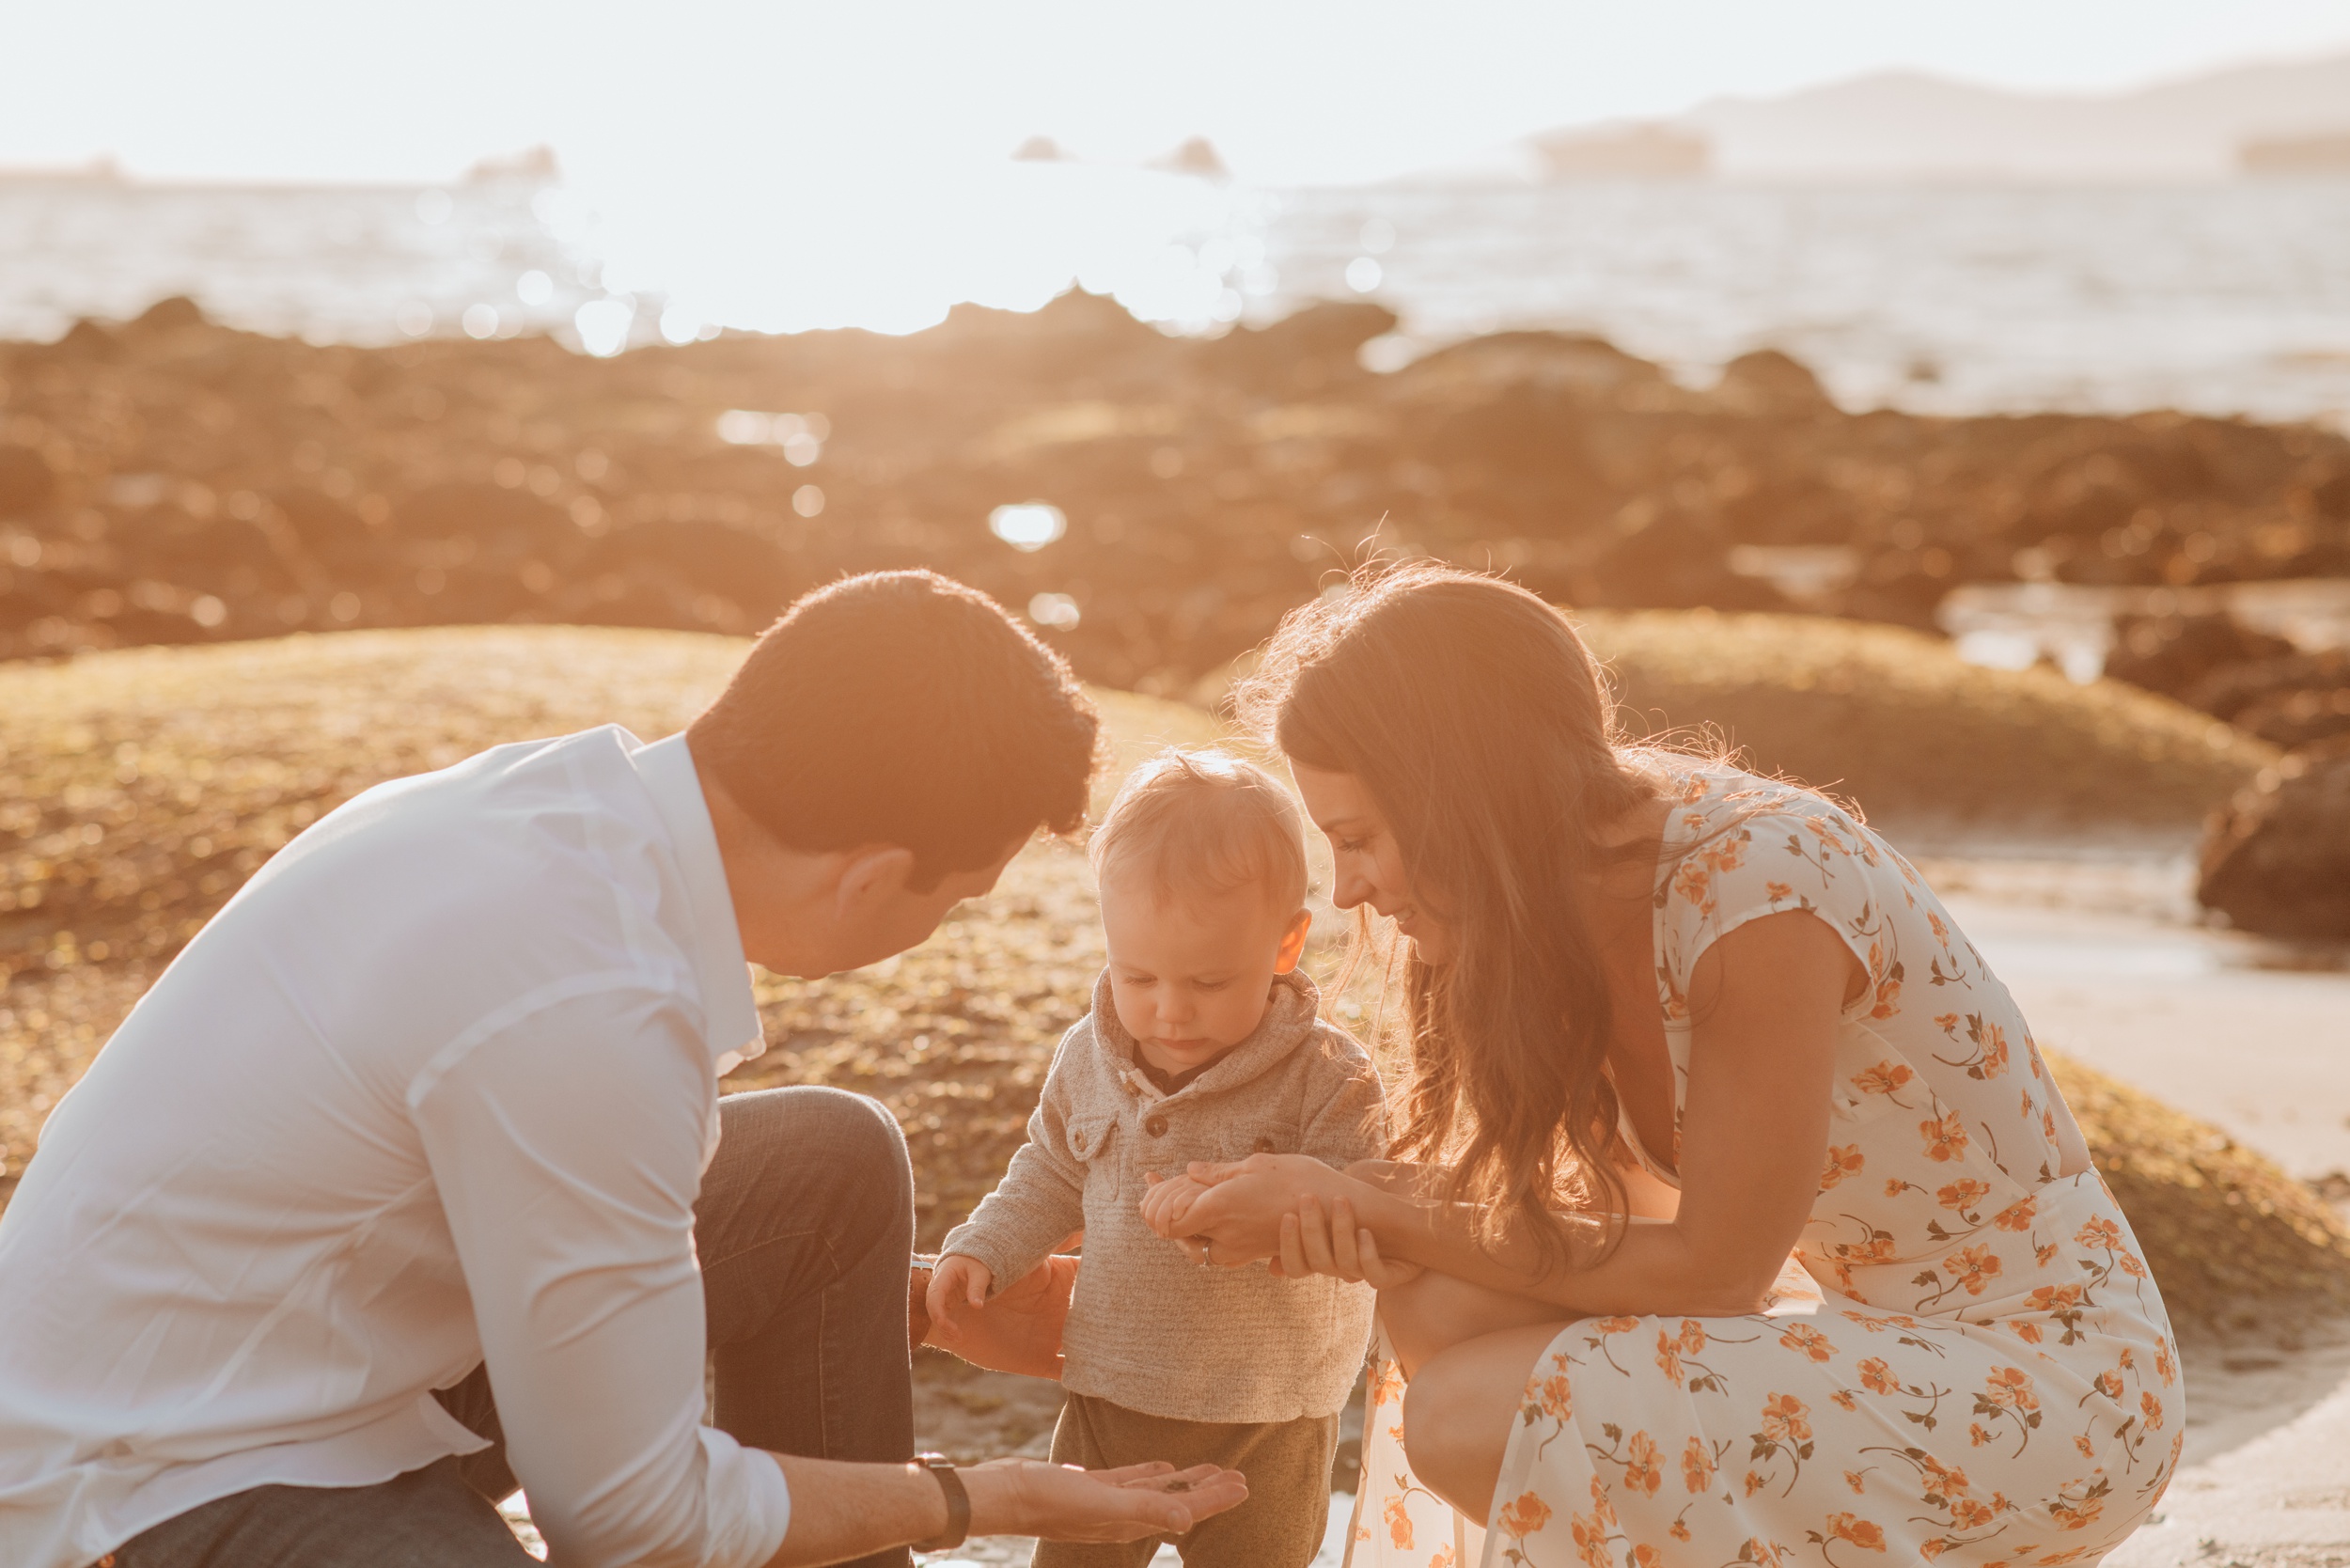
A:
[
  {"xmin": 1274, "ymin": 1194, "xmax": 1425, "ymax": 1287},
  {"xmin": 1160, "ymin": 1153, "xmax": 1357, "ymax": 1265}
]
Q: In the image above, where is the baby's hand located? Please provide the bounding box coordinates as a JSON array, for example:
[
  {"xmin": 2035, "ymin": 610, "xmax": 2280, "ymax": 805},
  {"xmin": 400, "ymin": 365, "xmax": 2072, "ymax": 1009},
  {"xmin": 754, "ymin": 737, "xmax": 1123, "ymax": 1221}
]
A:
[
  {"xmin": 1140, "ymin": 1171, "xmax": 1211, "ymax": 1236},
  {"xmin": 927, "ymin": 1253, "xmax": 994, "ymax": 1333}
]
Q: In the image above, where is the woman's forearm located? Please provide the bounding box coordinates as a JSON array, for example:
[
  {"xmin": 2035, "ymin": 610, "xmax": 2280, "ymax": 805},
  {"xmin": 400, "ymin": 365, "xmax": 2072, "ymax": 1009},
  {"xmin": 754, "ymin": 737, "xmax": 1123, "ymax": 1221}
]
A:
[{"xmin": 1354, "ymin": 1184, "xmax": 1780, "ymax": 1319}]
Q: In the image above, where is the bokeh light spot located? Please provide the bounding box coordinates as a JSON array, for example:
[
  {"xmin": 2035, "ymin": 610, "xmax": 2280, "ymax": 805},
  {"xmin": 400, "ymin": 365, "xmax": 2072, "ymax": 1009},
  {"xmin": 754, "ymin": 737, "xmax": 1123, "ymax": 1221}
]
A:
[
  {"xmin": 1027, "ymin": 592, "xmax": 1081, "ymax": 630},
  {"xmin": 1345, "ymin": 257, "xmax": 1383, "ymax": 294},
  {"xmin": 990, "ymin": 502, "xmax": 1066, "ymax": 551}
]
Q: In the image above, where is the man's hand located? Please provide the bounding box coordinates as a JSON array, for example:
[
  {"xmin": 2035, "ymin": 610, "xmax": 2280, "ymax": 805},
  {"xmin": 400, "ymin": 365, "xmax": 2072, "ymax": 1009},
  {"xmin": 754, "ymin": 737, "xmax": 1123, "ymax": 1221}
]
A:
[
  {"xmin": 762, "ymin": 1451, "xmax": 1245, "ymax": 1565},
  {"xmin": 923, "ymin": 1252, "xmax": 1075, "ymax": 1379},
  {"xmin": 925, "ymin": 1254, "xmax": 993, "ymax": 1340},
  {"xmin": 964, "ymin": 1457, "xmax": 1247, "ymax": 1543}
]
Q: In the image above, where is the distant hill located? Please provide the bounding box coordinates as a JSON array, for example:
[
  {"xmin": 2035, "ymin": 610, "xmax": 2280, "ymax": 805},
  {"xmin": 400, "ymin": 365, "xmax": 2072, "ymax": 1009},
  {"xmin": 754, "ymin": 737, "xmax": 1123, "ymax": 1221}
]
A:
[{"xmin": 1443, "ymin": 52, "xmax": 2350, "ymax": 183}]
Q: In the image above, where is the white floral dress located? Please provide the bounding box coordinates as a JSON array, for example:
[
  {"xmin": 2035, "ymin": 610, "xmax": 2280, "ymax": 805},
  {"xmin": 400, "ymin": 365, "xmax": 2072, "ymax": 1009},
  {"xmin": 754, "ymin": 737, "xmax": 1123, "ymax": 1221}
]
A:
[{"xmin": 1347, "ymin": 769, "xmax": 2180, "ymax": 1568}]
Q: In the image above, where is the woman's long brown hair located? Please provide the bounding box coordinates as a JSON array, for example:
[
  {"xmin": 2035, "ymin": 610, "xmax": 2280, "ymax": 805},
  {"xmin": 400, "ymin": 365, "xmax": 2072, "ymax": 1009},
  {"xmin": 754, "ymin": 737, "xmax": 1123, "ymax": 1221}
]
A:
[{"xmin": 1233, "ymin": 563, "xmax": 1661, "ymax": 1269}]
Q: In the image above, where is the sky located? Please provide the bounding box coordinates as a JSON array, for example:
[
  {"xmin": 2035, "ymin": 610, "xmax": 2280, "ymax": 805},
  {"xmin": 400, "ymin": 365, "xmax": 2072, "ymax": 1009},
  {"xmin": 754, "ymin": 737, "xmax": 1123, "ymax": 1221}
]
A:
[{"xmin": 4, "ymin": 0, "xmax": 2349, "ymax": 188}]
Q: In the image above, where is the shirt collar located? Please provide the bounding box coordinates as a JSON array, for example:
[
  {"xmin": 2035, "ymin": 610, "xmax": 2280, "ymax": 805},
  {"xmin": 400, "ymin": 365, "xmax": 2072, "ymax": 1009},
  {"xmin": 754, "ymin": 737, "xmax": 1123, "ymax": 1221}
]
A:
[{"xmin": 629, "ymin": 730, "xmax": 765, "ymax": 1076}]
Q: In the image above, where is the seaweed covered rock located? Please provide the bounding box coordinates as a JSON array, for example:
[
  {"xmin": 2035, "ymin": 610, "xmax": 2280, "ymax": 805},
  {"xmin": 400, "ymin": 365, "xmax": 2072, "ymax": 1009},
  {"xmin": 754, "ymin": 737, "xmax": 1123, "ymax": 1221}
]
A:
[
  {"xmin": 2048, "ymin": 1049, "xmax": 2350, "ymax": 1325},
  {"xmin": 2199, "ymin": 737, "xmax": 2350, "ymax": 939}
]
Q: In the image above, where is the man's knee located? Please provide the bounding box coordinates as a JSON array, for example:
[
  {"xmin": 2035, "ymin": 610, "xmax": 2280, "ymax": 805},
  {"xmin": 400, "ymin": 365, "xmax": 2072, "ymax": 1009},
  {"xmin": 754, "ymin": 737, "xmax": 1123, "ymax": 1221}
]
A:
[{"xmin": 722, "ymin": 1086, "xmax": 911, "ymax": 1230}]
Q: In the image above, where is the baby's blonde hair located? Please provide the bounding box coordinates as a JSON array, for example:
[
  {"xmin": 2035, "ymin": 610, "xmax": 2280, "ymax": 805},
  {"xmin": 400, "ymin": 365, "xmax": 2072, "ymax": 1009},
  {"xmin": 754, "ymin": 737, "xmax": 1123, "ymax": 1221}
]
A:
[{"xmin": 1089, "ymin": 748, "xmax": 1310, "ymax": 916}]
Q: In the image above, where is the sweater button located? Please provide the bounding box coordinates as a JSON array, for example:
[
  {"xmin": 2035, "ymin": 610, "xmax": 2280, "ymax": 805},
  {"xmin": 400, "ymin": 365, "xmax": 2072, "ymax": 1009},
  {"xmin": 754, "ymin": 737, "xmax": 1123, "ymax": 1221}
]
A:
[{"xmin": 1144, "ymin": 1115, "xmax": 1168, "ymax": 1137}]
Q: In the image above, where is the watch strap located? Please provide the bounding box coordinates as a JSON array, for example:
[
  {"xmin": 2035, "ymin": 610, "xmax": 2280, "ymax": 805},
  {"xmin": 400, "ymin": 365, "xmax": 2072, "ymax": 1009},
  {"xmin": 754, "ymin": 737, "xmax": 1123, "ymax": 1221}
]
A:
[{"xmin": 913, "ymin": 1451, "xmax": 970, "ymax": 1551}]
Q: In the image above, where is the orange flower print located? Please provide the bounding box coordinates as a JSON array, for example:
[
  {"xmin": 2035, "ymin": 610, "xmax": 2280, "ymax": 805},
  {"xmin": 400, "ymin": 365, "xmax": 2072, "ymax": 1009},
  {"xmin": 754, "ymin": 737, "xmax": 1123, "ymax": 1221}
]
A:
[
  {"xmin": 2013, "ymin": 1321, "xmax": 2044, "ymax": 1344},
  {"xmin": 1779, "ymin": 1324, "xmax": 1836, "ymax": 1362},
  {"xmin": 1935, "ymin": 1011, "xmax": 1962, "ymax": 1033},
  {"xmin": 1428, "ymin": 1548, "xmax": 1455, "ymax": 1568},
  {"xmin": 1655, "ymin": 1330, "xmax": 1684, "ymax": 1385},
  {"xmin": 2118, "ymin": 1250, "xmax": 2148, "ymax": 1278},
  {"xmin": 1937, "ymin": 1177, "xmax": 1991, "ymax": 1212},
  {"xmin": 1854, "ymin": 1060, "xmax": 1915, "ymax": 1097},
  {"xmin": 1929, "ymin": 911, "xmax": 1949, "ymax": 944},
  {"xmin": 1979, "ymin": 1024, "xmax": 2010, "ymax": 1077},
  {"xmin": 1533, "ymin": 1372, "xmax": 1574, "ymax": 1419},
  {"xmin": 2036, "ymin": 1242, "xmax": 2062, "ymax": 1268},
  {"xmin": 1384, "ymin": 1493, "xmax": 1414, "ymax": 1550},
  {"xmin": 1858, "ymin": 1356, "xmax": 1898, "ymax": 1395},
  {"xmin": 1630, "ymin": 1545, "xmax": 1664, "ymax": 1568},
  {"xmin": 1497, "ymin": 1490, "xmax": 1552, "ymax": 1540},
  {"xmin": 2076, "ymin": 1216, "xmax": 2123, "ymax": 1250},
  {"xmin": 1766, "ymin": 879, "xmax": 1794, "ymax": 902},
  {"xmin": 1969, "ymin": 1422, "xmax": 1993, "ymax": 1447},
  {"xmin": 1761, "ymin": 1392, "xmax": 1812, "ymax": 1443},
  {"xmin": 2155, "ymin": 1340, "xmax": 2177, "ymax": 1386},
  {"xmin": 2051, "ymin": 1496, "xmax": 2104, "ymax": 1533},
  {"xmin": 1369, "ymin": 1359, "xmax": 1405, "ymax": 1406},
  {"xmin": 1703, "ymin": 835, "xmax": 1748, "ymax": 874},
  {"xmin": 1669, "ymin": 1518, "xmax": 1692, "ymax": 1543},
  {"xmin": 2142, "ymin": 1391, "xmax": 2165, "ymax": 1430},
  {"xmin": 1843, "ymin": 1469, "xmax": 1867, "ymax": 1494},
  {"xmin": 1683, "ymin": 1436, "xmax": 1716, "ymax": 1494},
  {"xmin": 1678, "ymin": 1320, "xmax": 1708, "ymax": 1354},
  {"xmin": 1744, "ymin": 1470, "xmax": 1768, "ymax": 1497},
  {"xmin": 1674, "ymin": 859, "xmax": 1716, "ymax": 916},
  {"xmin": 1821, "ymin": 1143, "xmax": 1865, "ymax": 1190},
  {"xmin": 1826, "ymin": 1513, "xmax": 1888, "ymax": 1551},
  {"xmin": 1945, "ymin": 1244, "xmax": 2003, "ymax": 1295},
  {"xmin": 2093, "ymin": 1369, "xmax": 2124, "ymax": 1402},
  {"xmin": 1870, "ymin": 974, "xmax": 1903, "ymax": 1020},
  {"xmin": 1622, "ymin": 1431, "xmax": 1664, "ymax": 1496},
  {"xmin": 1993, "ymin": 1196, "xmax": 2037, "ymax": 1231},
  {"xmin": 1832, "ymin": 1389, "xmax": 1857, "ymax": 1410},
  {"xmin": 2026, "ymin": 1283, "xmax": 2083, "ymax": 1312},
  {"xmin": 1920, "ymin": 1109, "xmax": 1970, "ymax": 1162},
  {"xmin": 1982, "ymin": 1366, "xmax": 2040, "ymax": 1412},
  {"xmin": 1594, "ymin": 1315, "xmax": 1640, "ymax": 1335},
  {"xmin": 2076, "ymin": 1435, "xmax": 2095, "ymax": 1457}
]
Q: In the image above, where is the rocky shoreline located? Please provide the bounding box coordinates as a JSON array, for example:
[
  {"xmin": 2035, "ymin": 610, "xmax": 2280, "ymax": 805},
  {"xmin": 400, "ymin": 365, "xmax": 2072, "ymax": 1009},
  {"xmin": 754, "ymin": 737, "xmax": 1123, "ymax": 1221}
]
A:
[
  {"xmin": 0, "ymin": 290, "xmax": 2343, "ymax": 685},
  {"xmin": 7, "ymin": 290, "xmax": 2349, "ymax": 933}
]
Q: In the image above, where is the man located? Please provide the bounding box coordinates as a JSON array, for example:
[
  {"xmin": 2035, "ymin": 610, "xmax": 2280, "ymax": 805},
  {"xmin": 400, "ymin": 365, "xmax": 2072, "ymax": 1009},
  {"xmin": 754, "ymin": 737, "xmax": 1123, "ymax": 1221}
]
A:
[{"xmin": 0, "ymin": 571, "xmax": 1244, "ymax": 1568}]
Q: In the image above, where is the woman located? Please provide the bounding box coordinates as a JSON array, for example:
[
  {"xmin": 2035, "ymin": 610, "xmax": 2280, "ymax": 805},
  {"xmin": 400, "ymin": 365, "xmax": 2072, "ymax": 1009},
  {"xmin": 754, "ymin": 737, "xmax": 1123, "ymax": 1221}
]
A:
[{"xmin": 1152, "ymin": 565, "xmax": 2179, "ymax": 1567}]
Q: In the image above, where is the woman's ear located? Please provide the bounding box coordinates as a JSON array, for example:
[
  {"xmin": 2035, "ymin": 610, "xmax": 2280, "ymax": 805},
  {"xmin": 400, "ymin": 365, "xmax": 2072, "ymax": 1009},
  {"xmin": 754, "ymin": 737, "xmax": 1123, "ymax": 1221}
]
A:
[{"xmin": 1273, "ymin": 908, "xmax": 1313, "ymax": 975}]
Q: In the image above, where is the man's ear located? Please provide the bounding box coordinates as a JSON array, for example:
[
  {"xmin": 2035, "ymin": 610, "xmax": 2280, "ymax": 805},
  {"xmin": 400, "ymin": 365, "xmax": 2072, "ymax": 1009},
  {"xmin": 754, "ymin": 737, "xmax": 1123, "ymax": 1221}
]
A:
[
  {"xmin": 832, "ymin": 843, "xmax": 919, "ymax": 917},
  {"xmin": 1273, "ymin": 908, "xmax": 1312, "ymax": 975}
]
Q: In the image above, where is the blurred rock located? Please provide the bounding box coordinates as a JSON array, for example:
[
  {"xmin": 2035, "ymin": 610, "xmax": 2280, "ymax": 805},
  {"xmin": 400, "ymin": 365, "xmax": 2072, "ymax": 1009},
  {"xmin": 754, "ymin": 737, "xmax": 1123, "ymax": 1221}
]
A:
[
  {"xmin": 2183, "ymin": 651, "xmax": 2350, "ymax": 750},
  {"xmin": 0, "ymin": 445, "xmax": 55, "ymax": 517},
  {"xmin": 1709, "ymin": 349, "xmax": 1837, "ymax": 417},
  {"xmin": 2105, "ymin": 613, "xmax": 2297, "ymax": 700},
  {"xmin": 0, "ymin": 289, "xmax": 2345, "ymax": 682},
  {"xmin": 2200, "ymin": 738, "xmax": 2350, "ymax": 940}
]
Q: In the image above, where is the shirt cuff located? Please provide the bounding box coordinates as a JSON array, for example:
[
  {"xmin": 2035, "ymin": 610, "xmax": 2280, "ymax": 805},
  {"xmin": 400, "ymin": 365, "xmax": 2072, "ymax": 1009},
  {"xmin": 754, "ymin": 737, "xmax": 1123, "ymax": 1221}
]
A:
[{"xmin": 698, "ymin": 1427, "xmax": 793, "ymax": 1568}]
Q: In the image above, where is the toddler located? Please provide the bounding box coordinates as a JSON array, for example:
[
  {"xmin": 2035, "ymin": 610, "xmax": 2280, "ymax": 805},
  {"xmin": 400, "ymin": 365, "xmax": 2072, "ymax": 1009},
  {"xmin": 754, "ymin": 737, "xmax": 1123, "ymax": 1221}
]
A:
[{"xmin": 929, "ymin": 748, "xmax": 1386, "ymax": 1568}]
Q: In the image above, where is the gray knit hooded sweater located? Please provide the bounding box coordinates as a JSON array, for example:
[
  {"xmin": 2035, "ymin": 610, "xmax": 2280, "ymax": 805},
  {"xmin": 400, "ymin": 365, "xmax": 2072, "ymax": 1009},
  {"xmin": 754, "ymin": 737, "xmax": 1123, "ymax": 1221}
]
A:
[{"xmin": 942, "ymin": 968, "xmax": 1387, "ymax": 1422}]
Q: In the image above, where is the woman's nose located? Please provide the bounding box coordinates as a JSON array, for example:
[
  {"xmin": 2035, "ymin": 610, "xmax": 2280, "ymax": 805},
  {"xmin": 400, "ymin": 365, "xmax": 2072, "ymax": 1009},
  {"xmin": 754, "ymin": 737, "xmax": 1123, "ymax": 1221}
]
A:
[{"xmin": 1330, "ymin": 868, "xmax": 1371, "ymax": 910}]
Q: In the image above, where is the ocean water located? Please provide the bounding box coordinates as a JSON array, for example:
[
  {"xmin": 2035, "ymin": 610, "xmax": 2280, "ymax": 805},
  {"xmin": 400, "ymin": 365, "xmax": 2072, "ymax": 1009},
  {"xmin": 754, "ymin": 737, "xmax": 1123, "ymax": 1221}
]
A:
[{"xmin": 3, "ymin": 167, "xmax": 2348, "ymax": 423}]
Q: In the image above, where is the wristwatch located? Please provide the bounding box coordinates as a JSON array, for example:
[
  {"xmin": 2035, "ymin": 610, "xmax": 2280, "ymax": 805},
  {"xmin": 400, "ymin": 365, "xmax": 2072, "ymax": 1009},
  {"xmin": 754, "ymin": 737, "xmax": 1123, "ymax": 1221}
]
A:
[{"xmin": 913, "ymin": 1451, "xmax": 970, "ymax": 1552}]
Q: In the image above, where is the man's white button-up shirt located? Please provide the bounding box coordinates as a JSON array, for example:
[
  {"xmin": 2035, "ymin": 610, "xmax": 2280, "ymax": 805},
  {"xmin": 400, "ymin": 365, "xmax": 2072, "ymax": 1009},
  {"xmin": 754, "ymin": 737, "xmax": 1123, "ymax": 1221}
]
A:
[{"xmin": 0, "ymin": 727, "xmax": 791, "ymax": 1568}]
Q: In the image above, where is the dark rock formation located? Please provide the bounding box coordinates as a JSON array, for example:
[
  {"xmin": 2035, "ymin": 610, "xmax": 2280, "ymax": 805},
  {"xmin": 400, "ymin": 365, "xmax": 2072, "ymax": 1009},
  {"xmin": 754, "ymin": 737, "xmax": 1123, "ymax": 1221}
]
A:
[
  {"xmin": 0, "ymin": 289, "xmax": 2344, "ymax": 697},
  {"xmin": 2200, "ymin": 738, "xmax": 2350, "ymax": 939}
]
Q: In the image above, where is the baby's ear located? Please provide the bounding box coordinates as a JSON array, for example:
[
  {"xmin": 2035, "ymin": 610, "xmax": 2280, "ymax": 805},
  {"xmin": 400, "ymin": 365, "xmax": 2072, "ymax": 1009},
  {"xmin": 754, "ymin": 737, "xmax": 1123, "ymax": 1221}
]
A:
[{"xmin": 1273, "ymin": 908, "xmax": 1312, "ymax": 974}]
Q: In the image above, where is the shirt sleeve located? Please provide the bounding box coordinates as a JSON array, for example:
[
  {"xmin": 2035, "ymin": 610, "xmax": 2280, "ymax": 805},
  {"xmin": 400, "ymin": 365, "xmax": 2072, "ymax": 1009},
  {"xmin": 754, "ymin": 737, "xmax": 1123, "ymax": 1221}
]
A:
[
  {"xmin": 940, "ymin": 1030, "xmax": 1088, "ymax": 1293},
  {"xmin": 1655, "ymin": 800, "xmax": 1900, "ymax": 1024},
  {"xmin": 410, "ymin": 984, "xmax": 791, "ymax": 1568}
]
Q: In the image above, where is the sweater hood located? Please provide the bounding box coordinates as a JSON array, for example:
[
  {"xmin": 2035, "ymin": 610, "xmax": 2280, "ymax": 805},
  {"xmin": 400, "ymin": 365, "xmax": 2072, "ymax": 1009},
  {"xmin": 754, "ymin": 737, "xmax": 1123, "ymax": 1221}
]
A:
[{"xmin": 1088, "ymin": 966, "xmax": 1324, "ymax": 1104}]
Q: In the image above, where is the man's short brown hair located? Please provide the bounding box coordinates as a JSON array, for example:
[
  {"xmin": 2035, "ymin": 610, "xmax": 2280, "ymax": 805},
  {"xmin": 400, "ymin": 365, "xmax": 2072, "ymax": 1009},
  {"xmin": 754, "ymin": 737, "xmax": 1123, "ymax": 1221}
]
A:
[{"xmin": 688, "ymin": 571, "xmax": 1100, "ymax": 886}]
